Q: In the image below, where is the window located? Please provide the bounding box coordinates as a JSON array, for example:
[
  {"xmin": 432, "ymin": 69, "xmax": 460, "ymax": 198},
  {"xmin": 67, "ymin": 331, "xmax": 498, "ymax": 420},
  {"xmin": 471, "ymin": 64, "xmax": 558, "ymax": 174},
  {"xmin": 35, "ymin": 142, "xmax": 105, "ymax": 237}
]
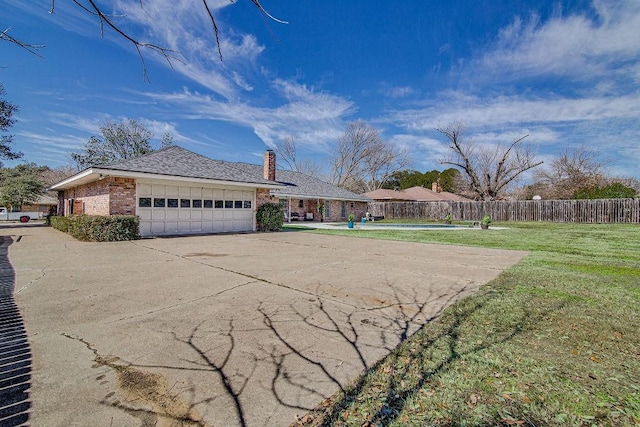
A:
[
  {"xmin": 215, "ymin": 200, "xmax": 224, "ymax": 209},
  {"xmin": 192, "ymin": 199, "xmax": 202, "ymax": 208},
  {"xmin": 298, "ymin": 199, "xmax": 304, "ymax": 208},
  {"xmin": 243, "ymin": 200, "xmax": 252, "ymax": 209},
  {"xmin": 234, "ymin": 200, "xmax": 243, "ymax": 209},
  {"xmin": 138, "ymin": 197, "xmax": 152, "ymax": 208},
  {"xmin": 341, "ymin": 201, "xmax": 346, "ymax": 218},
  {"xmin": 167, "ymin": 198, "xmax": 179, "ymax": 208},
  {"xmin": 204, "ymin": 200, "xmax": 213, "ymax": 208},
  {"xmin": 154, "ymin": 198, "xmax": 166, "ymax": 208},
  {"xmin": 325, "ymin": 202, "xmax": 331, "ymax": 218},
  {"xmin": 225, "ymin": 200, "xmax": 234, "ymax": 209},
  {"xmin": 180, "ymin": 199, "xmax": 191, "ymax": 208}
]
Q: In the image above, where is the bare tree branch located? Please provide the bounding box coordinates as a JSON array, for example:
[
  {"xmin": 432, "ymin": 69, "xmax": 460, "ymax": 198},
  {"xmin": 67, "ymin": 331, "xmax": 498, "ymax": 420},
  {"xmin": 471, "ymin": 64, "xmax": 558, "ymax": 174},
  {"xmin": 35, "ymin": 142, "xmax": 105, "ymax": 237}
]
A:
[
  {"xmin": 439, "ymin": 122, "xmax": 543, "ymax": 200},
  {"xmin": 4, "ymin": 1, "xmax": 288, "ymax": 79},
  {"xmin": 0, "ymin": 28, "xmax": 45, "ymax": 57},
  {"xmin": 331, "ymin": 121, "xmax": 409, "ymax": 193}
]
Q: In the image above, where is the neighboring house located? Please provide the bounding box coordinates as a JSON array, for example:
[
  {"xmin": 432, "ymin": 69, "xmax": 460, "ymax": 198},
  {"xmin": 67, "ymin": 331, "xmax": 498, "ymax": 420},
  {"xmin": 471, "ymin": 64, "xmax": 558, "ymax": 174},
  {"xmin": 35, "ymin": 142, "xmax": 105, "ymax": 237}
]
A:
[
  {"xmin": 21, "ymin": 194, "xmax": 58, "ymax": 214},
  {"xmin": 364, "ymin": 185, "xmax": 470, "ymax": 202},
  {"xmin": 49, "ymin": 146, "xmax": 370, "ymax": 237}
]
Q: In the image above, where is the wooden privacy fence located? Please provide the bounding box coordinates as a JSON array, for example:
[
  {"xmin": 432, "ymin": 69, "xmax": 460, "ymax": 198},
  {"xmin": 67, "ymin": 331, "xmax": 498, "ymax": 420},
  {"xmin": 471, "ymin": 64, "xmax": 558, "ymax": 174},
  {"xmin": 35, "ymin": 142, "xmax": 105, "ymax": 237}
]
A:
[{"xmin": 367, "ymin": 199, "xmax": 640, "ymax": 224}]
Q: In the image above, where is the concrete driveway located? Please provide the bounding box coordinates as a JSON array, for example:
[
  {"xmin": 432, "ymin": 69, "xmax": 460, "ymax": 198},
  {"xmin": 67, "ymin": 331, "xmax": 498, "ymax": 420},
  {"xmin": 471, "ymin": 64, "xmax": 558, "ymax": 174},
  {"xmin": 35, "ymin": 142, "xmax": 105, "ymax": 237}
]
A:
[{"xmin": 2, "ymin": 224, "xmax": 527, "ymax": 427}]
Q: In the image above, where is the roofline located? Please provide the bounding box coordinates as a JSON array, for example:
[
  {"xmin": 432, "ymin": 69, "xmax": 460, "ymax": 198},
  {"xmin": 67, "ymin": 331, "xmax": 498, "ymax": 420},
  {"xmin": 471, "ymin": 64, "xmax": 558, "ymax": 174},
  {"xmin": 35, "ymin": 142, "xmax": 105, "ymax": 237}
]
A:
[
  {"xmin": 274, "ymin": 193, "xmax": 372, "ymax": 202},
  {"xmin": 49, "ymin": 168, "xmax": 285, "ymax": 191}
]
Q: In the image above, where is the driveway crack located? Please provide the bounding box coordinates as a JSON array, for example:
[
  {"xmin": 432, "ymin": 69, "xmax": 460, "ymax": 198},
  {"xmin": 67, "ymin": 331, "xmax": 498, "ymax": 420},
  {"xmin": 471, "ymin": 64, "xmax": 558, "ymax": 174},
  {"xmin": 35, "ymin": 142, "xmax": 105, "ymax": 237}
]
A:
[{"xmin": 107, "ymin": 280, "xmax": 259, "ymax": 324}]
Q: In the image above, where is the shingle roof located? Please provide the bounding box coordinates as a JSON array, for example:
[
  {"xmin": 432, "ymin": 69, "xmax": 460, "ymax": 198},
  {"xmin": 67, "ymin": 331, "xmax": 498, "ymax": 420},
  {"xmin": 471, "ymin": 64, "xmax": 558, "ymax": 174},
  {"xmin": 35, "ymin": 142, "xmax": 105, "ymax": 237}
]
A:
[
  {"xmin": 364, "ymin": 186, "xmax": 470, "ymax": 202},
  {"xmin": 52, "ymin": 146, "xmax": 370, "ymax": 202},
  {"xmin": 99, "ymin": 146, "xmax": 275, "ymax": 186},
  {"xmin": 240, "ymin": 164, "xmax": 371, "ymax": 201}
]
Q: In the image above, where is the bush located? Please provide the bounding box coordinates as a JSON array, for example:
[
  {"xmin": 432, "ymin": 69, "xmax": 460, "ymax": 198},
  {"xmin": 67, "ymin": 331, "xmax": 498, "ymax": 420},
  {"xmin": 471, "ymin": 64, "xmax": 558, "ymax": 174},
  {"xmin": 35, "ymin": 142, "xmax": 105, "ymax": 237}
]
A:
[
  {"xmin": 256, "ymin": 203, "xmax": 283, "ymax": 232},
  {"xmin": 572, "ymin": 182, "xmax": 637, "ymax": 199},
  {"xmin": 49, "ymin": 215, "xmax": 70, "ymax": 233},
  {"xmin": 50, "ymin": 215, "xmax": 140, "ymax": 241}
]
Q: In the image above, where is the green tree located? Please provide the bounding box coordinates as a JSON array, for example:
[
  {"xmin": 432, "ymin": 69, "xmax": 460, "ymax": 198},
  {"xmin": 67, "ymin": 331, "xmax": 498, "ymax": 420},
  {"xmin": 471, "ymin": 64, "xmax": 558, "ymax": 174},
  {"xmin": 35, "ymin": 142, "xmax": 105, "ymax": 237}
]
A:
[
  {"xmin": 0, "ymin": 83, "xmax": 23, "ymax": 165},
  {"xmin": 71, "ymin": 119, "xmax": 154, "ymax": 170},
  {"xmin": 0, "ymin": 163, "xmax": 46, "ymax": 209},
  {"xmin": 572, "ymin": 182, "xmax": 637, "ymax": 199},
  {"xmin": 439, "ymin": 168, "xmax": 461, "ymax": 193}
]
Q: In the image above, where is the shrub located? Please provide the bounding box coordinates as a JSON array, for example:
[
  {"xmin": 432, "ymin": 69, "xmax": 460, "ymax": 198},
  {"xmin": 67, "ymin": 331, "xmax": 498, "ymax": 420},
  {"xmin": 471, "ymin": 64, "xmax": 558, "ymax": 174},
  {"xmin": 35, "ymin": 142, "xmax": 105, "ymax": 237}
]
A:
[
  {"xmin": 50, "ymin": 215, "xmax": 140, "ymax": 241},
  {"xmin": 256, "ymin": 202, "xmax": 283, "ymax": 232},
  {"xmin": 49, "ymin": 215, "xmax": 70, "ymax": 233},
  {"xmin": 572, "ymin": 182, "xmax": 637, "ymax": 199}
]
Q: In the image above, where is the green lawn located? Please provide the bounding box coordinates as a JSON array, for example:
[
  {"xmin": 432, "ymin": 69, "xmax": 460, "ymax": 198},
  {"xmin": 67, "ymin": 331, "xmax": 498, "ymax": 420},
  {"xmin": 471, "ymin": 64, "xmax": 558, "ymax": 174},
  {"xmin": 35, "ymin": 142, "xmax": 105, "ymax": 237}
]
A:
[{"xmin": 292, "ymin": 222, "xmax": 640, "ymax": 427}]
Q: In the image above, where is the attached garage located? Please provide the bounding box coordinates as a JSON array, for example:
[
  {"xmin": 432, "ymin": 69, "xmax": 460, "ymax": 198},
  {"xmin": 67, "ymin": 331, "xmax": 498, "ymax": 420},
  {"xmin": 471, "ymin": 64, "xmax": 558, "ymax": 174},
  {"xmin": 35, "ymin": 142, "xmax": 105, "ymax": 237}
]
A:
[
  {"xmin": 136, "ymin": 182, "xmax": 255, "ymax": 236},
  {"xmin": 50, "ymin": 146, "xmax": 371, "ymax": 237}
]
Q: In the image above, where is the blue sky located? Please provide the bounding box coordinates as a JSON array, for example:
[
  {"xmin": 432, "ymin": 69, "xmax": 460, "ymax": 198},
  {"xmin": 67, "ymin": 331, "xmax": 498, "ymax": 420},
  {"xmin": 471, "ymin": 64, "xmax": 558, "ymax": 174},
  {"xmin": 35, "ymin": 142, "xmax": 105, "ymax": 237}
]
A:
[{"xmin": 2, "ymin": 0, "xmax": 640, "ymax": 180}]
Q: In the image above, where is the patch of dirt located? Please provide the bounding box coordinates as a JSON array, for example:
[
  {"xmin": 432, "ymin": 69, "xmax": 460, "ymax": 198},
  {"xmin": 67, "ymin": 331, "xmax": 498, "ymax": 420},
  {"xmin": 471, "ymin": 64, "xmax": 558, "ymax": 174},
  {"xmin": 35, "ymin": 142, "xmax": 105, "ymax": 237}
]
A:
[
  {"xmin": 63, "ymin": 333, "xmax": 210, "ymax": 427},
  {"xmin": 113, "ymin": 367, "xmax": 208, "ymax": 427}
]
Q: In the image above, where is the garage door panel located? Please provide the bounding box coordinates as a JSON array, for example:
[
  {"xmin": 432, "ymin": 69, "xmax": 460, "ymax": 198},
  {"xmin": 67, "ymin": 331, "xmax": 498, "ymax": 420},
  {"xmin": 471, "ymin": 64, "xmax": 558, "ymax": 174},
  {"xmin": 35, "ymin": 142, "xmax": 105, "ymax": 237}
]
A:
[
  {"xmin": 165, "ymin": 186, "xmax": 179, "ymax": 197},
  {"xmin": 138, "ymin": 182, "xmax": 254, "ymax": 236},
  {"xmin": 138, "ymin": 184, "xmax": 152, "ymax": 196},
  {"xmin": 152, "ymin": 185, "xmax": 166, "ymax": 196}
]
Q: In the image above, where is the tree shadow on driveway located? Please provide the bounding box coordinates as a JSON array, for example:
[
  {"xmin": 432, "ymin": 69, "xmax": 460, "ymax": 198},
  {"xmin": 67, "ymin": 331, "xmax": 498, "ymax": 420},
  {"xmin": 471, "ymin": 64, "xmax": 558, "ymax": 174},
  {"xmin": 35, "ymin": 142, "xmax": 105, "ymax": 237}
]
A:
[{"xmin": 0, "ymin": 236, "xmax": 32, "ymax": 427}]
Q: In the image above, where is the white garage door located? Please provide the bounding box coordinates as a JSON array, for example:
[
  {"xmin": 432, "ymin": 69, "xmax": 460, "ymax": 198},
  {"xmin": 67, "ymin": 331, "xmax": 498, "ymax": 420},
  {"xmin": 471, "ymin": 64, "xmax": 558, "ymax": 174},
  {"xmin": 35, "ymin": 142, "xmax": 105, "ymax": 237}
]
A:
[{"xmin": 136, "ymin": 183, "xmax": 255, "ymax": 236}]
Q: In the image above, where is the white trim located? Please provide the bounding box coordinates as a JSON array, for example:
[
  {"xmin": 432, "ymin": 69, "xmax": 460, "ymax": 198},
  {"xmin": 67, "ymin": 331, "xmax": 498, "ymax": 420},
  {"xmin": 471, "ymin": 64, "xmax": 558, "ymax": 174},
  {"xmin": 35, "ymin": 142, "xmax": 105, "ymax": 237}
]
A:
[{"xmin": 49, "ymin": 168, "xmax": 285, "ymax": 191}]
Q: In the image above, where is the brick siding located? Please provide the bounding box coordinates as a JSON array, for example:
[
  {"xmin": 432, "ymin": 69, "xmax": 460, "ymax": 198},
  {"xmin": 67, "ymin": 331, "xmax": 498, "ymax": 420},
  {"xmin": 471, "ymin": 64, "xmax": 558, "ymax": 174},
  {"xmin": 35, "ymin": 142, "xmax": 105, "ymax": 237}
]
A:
[{"xmin": 60, "ymin": 177, "xmax": 136, "ymax": 216}]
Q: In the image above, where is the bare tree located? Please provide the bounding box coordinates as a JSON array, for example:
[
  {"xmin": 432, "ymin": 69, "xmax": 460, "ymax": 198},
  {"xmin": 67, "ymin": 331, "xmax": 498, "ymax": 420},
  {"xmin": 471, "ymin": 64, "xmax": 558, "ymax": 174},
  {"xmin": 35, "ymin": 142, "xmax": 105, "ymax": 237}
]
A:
[
  {"xmin": 331, "ymin": 121, "xmax": 410, "ymax": 193},
  {"xmin": 438, "ymin": 122, "xmax": 542, "ymax": 201},
  {"xmin": 273, "ymin": 136, "xmax": 323, "ymax": 178},
  {"xmin": 533, "ymin": 146, "xmax": 606, "ymax": 199},
  {"xmin": 3, "ymin": 1, "xmax": 287, "ymax": 79}
]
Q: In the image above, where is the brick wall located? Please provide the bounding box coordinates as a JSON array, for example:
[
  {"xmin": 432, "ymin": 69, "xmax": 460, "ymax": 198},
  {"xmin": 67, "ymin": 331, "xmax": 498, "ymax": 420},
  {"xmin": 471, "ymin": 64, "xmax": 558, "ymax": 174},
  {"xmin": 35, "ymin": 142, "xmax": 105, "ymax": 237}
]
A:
[
  {"xmin": 324, "ymin": 200, "xmax": 368, "ymax": 221},
  {"xmin": 109, "ymin": 177, "xmax": 136, "ymax": 215},
  {"xmin": 62, "ymin": 180, "xmax": 110, "ymax": 215},
  {"xmin": 256, "ymin": 188, "xmax": 272, "ymax": 208},
  {"xmin": 60, "ymin": 177, "xmax": 136, "ymax": 216}
]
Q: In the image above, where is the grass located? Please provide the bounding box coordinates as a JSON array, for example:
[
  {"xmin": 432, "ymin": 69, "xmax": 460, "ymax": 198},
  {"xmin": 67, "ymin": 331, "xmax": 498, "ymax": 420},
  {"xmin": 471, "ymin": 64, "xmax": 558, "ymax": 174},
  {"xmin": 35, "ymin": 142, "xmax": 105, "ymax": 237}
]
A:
[{"xmin": 291, "ymin": 222, "xmax": 640, "ymax": 426}]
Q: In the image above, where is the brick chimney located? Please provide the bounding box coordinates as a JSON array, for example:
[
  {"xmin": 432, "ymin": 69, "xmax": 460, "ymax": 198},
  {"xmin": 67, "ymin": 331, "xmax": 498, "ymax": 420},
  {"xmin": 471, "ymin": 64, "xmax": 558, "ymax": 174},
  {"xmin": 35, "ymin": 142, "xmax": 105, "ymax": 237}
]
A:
[
  {"xmin": 432, "ymin": 180, "xmax": 442, "ymax": 193},
  {"xmin": 264, "ymin": 149, "xmax": 276, "ymax": 181}
]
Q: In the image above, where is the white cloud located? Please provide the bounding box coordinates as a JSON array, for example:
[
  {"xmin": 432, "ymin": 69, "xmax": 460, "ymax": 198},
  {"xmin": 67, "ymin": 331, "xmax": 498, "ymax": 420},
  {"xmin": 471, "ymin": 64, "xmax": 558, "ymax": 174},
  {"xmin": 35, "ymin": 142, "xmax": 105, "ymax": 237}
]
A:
[
  {"xmin": 474, "ymin": 0, "xmax": 640, "ymax": 83},
  {"xmin": 112, "ymin": 0, "xmax": 266, "ymax": 98},
  {"xmin": 389, "ymin": 91, "xmax": 640, "ymax": 132},
  {"xmin": 138, "ymin": 79, "xmax": 356, "ymax": 152}
]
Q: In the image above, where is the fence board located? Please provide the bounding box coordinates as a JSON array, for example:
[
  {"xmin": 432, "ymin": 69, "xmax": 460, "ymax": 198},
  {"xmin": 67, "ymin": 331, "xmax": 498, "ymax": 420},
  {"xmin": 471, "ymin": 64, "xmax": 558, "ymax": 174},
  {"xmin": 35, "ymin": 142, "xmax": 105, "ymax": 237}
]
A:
[{"xmin": 367, "ymin": 199, "xmax": 640, "ymax": 223}]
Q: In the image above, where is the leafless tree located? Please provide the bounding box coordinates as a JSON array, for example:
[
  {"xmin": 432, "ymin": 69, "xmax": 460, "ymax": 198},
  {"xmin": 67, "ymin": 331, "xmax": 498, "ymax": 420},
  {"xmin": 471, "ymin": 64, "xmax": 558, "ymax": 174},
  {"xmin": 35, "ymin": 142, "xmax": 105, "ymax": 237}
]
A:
[
  {"xmin": 273, "ymin": 136, "xmax": 323, "ymax": 178},
  {"xmin": 438, "ymin": 122, "xmax": 542, "ymax": 201},
  {"xmin": 331, "ymin": 121, "xmax": 410, "ymax": 193},
  {"xmin": 3, "ymin": 1, "xmax": 286, "ymax": 80},
  {"xmin": 533, "ymin": 146, "xmax": 607, "ymax": 199}
]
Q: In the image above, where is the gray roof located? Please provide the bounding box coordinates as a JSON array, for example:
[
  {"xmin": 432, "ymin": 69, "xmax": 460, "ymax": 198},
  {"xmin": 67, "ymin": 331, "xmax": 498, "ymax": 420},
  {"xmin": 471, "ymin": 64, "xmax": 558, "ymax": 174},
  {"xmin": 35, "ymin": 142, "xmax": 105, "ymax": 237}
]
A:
[
  {"xmin": 53, "ymin": 146, "xmax": 370, "ymax": 202},
  {"xmin": 240, "ymin": 164, "xmax": 371, "ymax": 202},
  {"xmin": 99, "ymin": 146, "xmax": 275, "ymax": 186}
]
